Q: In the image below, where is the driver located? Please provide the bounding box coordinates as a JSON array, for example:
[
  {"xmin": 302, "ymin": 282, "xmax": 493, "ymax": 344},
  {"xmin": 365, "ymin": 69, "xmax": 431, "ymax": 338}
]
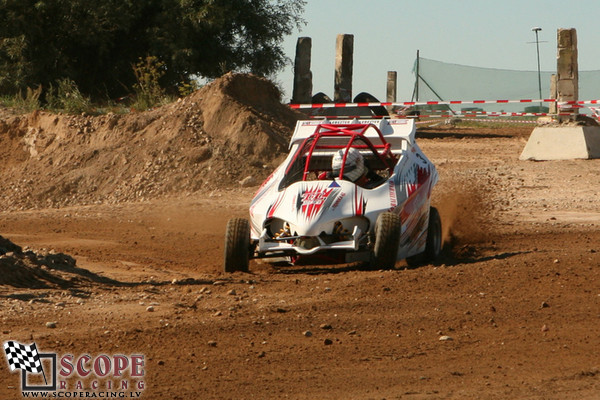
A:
[{"xmin": 331, "ymin": 148, "xmax": 369, "ymax": 186}]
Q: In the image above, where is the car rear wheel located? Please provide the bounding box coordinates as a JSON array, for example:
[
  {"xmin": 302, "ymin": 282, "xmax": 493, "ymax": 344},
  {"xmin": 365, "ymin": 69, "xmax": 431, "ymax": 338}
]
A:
[
  {"xmin": 224, "ymin": 218, "xmax": 250, "ymax": 273},
  {"xmin": 424, "ymin": 207, "xmax": 442, "ymax": 260},
  {"xmin": 371, "ymin": 212, "xmax": 401, "ymax": 269},
  {"xmin": 406, "ymin": 207, "xmax": 442, "ymax": 267}
]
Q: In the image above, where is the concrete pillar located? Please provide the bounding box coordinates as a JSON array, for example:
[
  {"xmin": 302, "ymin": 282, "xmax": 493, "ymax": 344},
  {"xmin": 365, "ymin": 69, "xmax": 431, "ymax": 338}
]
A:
[
  {"xmin": 386, "ymin": 71, "xmax": 397, "ymax": 113},
  {"xmin": 334, "ymin": 34, "xmax": 353, "ymax": 102},
  {"xmin": 386, "ymin": 71, "xmax": 397, "ymax": 102},
  {"xmin": 556, "ymin": 28, "xmax": 578, "ymax": 122},
  {"xmin": 292, "ymin": 37, "xmax": 312, "ymax": 104}
]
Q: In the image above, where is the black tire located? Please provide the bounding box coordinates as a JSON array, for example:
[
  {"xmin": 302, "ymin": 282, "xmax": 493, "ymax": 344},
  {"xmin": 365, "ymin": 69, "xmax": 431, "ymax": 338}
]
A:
[
  {"xmin": 425, "ymin": 207, "xmax": 442, "ymax": 260},
  {"xmin": 370, "ymin": 212, "xmax": 401, "ymax": 269},
  {"xmin": 406, "ymin": 207, "xmax": 442, "ymax": 267},
  {"xmin": 224, "ymin": 218, "xmax": 250, "ymax": 273}
]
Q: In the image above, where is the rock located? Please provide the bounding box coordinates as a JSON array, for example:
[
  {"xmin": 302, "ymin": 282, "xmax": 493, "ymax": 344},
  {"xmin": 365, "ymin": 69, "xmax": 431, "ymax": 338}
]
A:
[
  {"xmin": 541, "ymin": 301, "xmax": 550, "ymax": 308},
  {"xmin": 146, "ymin": 306, "xmax": 155, "ymax": 312},
  {"xmin": 213, "ymin": 311, "xmax": 222, "ymax": 317},
  {"xmin": 303, "ymin": 330, "xmax": 313, "ymax": 337},
  {"xmin": 536, "ymin": 116, "xmax": 554, "ymax": 125},
  {"xmin": 541, "ymin": 324, "xmax": 549, "ymax": 332},
  {"xmin": 46, "ymin": 322, "xmax": 57, "ymax": 329},
  {"xmin": 257, "ymin": 351, "xmax": 266, "ymax": 358},
  {"xmin": 239, "ymin": 176, "xmax": 256, "ymax": 187},
  {"xmin": 208, "ymin": 340, "xmax": 217, "ymax": 347},
  {"xmin": 323, "ymin": 339, "xmax": 333, "ymax": 345},
  {"xmin": 227, "ymin": 289, "xmax": 237, "ymax": 296},
  {"xmin": 320, "ymin": 324, "xmax": 332, "ymax": 330},
  {"xmin": 439, "ymin": 335, "xmax": 453, "ymax": 341}
]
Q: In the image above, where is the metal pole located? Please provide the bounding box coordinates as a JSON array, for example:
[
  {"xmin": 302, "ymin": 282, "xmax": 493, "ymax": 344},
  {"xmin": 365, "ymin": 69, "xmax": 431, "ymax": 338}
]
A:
[
  {"xmin": 532, "ymin": 27, "xmax": 542, "ymax": 110},
  {"xmin": 416, "ymin": 50, "xmax": 420, "ymax": 101}
]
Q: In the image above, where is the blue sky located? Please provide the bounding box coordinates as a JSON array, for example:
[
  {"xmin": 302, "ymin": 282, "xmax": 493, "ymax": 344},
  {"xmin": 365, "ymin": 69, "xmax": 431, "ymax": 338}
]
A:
[{"xmin": 277, "ymin": 0, "xmax": 600, "ymax": 103}]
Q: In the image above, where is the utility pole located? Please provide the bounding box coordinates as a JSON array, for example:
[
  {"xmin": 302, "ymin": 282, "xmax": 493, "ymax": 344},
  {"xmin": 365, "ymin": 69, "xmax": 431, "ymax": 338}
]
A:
[{"xmin": 532, "ymin": 27, "xmax": 543, "ymax": 110}]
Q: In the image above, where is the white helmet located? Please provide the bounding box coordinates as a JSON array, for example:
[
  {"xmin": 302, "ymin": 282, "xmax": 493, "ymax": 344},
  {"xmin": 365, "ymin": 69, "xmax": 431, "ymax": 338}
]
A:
[{"xmin": 331, "ymin": 148, "xmax": 365, "ymax": 182}]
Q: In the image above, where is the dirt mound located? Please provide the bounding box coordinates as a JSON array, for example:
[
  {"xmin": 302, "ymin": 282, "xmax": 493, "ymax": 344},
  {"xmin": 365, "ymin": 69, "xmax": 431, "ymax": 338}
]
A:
[
  {"xmin": 0, "ymin": 235, "xmax": 91, "ymax": 288},
  {"xmin": 0, "ymin": 73, "xmax": 303, "ymax": 210}
]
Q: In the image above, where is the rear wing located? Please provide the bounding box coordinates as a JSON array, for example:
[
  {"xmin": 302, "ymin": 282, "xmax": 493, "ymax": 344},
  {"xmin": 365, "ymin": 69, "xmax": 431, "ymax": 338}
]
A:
[{"xmin": 289, "ymin": 118, "xmax": 416, "ymax": 151}]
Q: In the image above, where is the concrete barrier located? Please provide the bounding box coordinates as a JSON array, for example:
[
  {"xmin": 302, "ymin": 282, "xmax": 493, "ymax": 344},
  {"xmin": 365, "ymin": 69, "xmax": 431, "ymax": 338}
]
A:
[{"xmin": 519, "ymin": 126, "xmax": 600, "ymax": 160}]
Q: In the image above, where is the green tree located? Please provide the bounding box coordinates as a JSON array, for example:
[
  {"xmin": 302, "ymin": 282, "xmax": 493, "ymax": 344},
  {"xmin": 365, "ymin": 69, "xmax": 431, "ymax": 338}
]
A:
[{"xmin": 0, "ymin": 0, "xmax": 305, "ymax": 100}]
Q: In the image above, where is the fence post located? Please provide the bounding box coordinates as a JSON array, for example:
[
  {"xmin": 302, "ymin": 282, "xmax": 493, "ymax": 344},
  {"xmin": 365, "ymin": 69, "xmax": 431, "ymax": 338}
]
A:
[
  {"xmin": 387, "ymin": 71, "xmax": 397, "ymax": 113},
  {"xmin": 292, "ymin": 37, "xmax": 312, "ymax": 104},
  {"xmin": 334, "ymin": 34, "xmax": 353, "ymax": 102}
]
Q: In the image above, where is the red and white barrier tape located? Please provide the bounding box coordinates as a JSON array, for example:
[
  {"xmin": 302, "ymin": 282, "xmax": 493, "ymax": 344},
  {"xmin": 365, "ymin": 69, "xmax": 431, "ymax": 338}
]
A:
[
  {"xmin": 408, "ymin": 112, "xmax": 597, "ymax": 119},
  {"xmin": 289, "ymin": 99, "xmax": 600, "ymax": 109},
  {"xmin": 291, "ymin": 99, "xmax": 600, "ymax": 124},
  {"xmin": 414, "ymin": 118, "xmax": 539, "ymax": 125},
  {"xmin": 561, "ymin": 100, "xmax": 600, "ymax": 105},
  {"xmin": 410, "ymin": 111, "xmax": 553, "ymax": 117},
  {"xmin": 290, "ymin": 99, "xmax": 559, "ymax": 109},
  {"xmin": 411, "ymin": 113, "xmax": 551, "ymax": 118}
]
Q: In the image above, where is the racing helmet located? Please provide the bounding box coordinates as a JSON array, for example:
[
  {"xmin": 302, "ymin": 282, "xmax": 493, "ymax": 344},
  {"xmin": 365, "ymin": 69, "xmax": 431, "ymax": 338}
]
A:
[{"xmin": 331, "ymin": 148, "xmax": 366, "ymax": 182}]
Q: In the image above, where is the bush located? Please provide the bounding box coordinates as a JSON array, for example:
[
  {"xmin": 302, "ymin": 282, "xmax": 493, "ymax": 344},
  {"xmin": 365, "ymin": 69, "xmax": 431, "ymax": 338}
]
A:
[
  {"xmin": 177, "ymin": 79, "xmax": 201, "ymax": 98},
  {"xmin": 46, "ymin": 79, "xmax": 91, "ymax": 114},
  {"xmin": 0, "ymin": 86, "xmax": 42, "ymax": 112},
  {"xmin": 132, "ymin": 56, "xmax": 170, "ymax": 110}
]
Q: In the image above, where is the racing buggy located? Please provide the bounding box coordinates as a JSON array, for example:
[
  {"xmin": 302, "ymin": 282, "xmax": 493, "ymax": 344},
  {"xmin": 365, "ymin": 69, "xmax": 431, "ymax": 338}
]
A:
[{"xmin": 224, "ymin": 117, "xmax": 441, "ymax": 272}]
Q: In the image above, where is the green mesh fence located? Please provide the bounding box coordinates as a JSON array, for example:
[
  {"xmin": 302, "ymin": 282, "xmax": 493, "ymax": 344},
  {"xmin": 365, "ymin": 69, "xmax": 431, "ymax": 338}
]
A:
[{"xmin": 413, "ymin": 57, "xmax": 600, "ymax": 114}]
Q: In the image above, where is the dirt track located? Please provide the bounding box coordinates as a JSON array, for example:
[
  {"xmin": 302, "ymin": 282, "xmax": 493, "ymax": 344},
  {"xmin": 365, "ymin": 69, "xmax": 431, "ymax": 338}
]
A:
[{"xmin": 1, "ymin": 122, "xmax": 600, "ymax": 399}]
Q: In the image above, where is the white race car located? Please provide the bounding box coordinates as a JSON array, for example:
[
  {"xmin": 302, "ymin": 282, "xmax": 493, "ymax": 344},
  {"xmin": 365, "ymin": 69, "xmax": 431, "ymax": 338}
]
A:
[{"xmin": 224, "ymin": 117, "xmax": 441, "ymax": 272}]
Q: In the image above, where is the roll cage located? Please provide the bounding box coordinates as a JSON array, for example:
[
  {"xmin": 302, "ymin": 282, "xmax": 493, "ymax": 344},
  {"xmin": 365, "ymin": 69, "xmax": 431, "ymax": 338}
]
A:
[{"xmin": 279, "ymin": 123, "xmax": 399, "ymax": 190}]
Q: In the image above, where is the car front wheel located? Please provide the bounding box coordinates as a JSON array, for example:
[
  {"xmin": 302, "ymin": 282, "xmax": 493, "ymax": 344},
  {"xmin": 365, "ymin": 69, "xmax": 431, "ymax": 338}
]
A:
[
  {"xmin": 224, "ymin": 218, "xmax": 250, "ymax": 273},
  {"xmin": 370, "ymin": 212, "xmax": 401, "ymax": 269}
]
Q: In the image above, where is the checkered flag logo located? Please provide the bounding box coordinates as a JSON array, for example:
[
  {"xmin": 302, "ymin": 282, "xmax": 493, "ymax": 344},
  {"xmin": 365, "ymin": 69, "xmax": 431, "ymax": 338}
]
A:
[{"xmin": 3, "ymin": 341, "xmax": 43, "ymax": 374}]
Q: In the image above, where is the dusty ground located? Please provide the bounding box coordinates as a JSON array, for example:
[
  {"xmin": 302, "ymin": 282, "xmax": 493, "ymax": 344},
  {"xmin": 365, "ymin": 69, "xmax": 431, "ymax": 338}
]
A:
[
  {"xmin": 1, "ymin": 74, "xmax": 600, "ymax": 398},
  {"xmin": 1, "ymin": 120, "xmax": 600, "ymax": 399}
]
